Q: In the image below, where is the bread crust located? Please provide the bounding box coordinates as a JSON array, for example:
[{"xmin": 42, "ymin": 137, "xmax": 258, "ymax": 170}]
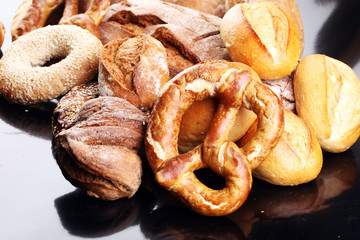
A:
[
  {"xmin": 294, "ymin": 54, "xmax": 360, "ymax": 153},
  {"xmin": 220, "ymin": 1, "xmax": 301, "ymax": 80},
  {"xmin": 99, "ymin": 0, "xmax": 230, "ymax": 77},
  {"xmin": 54, "ymin": 96, "xmax": 146, "ymax": 200},
  {"xmin": 98, "ymin": 35, "xmax": 169, "ymax": 111},
  {"xmin": 247, "ymin": 110, "xmax": 323, "ymax": 186},
  {"xmin": 225, "ymin": 0, "xmax": 304, "ymax": 55}
]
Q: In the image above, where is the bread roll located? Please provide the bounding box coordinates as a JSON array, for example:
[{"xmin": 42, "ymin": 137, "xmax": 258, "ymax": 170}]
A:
[
  {"xmin": 294, "ymin": 54, "xmax": 360, "ymax": 153},
  {"xmin": 238, "ymin": 110, "xmax": 323, "ymax": 186},
  {"xmin": 225, "ymin": 0, "xmax": 304, "ymax": 55},
  {"xmin": 220, "ymin": 1, "xmax": 301, "ymax": 80}
]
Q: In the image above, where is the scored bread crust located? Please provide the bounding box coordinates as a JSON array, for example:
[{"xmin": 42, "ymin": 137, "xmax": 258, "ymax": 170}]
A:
[
  {"xmin": 249, "ymin": 110, "xmax": 323, "ymax": 186},
  {"xmin": 54, "ymin": 96, "xmax": 146, "ymax": 200},
  {"xmin": 220, "ymin": 1, "xmax": 301, "ymax": 80},
  {"xmin": 99, "ymin": 0, "xmax": 230, "ymax": 77},
  {"xmin": 294, "ymin": 54, "xmax": 360, "ymax": 153}
]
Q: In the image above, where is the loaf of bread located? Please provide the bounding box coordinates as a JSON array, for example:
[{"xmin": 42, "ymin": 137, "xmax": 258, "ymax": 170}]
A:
[
  {"xmin": 53, "ymin": 95, "xmax": 147, "ymax": 200},
  {"xmin": 99, "ymin": 0, "xmax": 230, "ymax": 77},
  {"xmin": 220, "ymin": 1, "xmax": 301, "ymax": 80},
  {"xmin": 52, "ymin": 81, "xmax": 99, "ymax": 137},
  {"xmin": 294, "ymin": 54, "xmax": 360, "ymax": 153},
  {"xmin": 98, "ymin": 34, "xmax": 169, "ymax": 111}
]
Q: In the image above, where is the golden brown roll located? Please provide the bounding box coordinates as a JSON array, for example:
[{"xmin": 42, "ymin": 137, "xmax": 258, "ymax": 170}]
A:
[
  {"xmin": 293, "ymin": 54, "xmax": 360, "ymax": 153},
  {"xmin": 225, "ymin": 0, "xmax": 304, "ymax": 55},
  {"xmin": 238, "ymin": 110, "xmax": 323, "ymax": 186},
  {"xmin": 220, "ymin": 1, "xmax": 301, "ymax": 80}
]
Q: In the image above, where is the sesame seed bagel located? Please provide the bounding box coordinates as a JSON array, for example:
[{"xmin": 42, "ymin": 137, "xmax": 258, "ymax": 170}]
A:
[{"xmin": 0, "ymin": 24, "xmax": 102, "ymax": 105}]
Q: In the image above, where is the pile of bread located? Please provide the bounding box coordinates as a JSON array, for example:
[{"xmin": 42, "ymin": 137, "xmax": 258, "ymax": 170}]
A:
[{"xmin": 0, "ymin": 0, "xmax": 360, "ymax": 216}]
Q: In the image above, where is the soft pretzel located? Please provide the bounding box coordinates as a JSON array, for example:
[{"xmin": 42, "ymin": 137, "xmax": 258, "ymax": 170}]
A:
[
  {"xmin": 11, "ymin": 0, "xmax": 110, "ymax": 40},
  {"xmin": 145, "ymin": 60, "xmax": 284, "ymax": 216}
]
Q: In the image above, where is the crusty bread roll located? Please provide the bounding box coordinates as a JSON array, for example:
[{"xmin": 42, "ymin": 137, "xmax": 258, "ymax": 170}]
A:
[
  {"xmin": 220, "ymin": 1, "xmax": 301, "ymax": 80},
  {"xmin": 178, "ymin": 61, "xmax": 261, "ymax": 153},
  {"xmin": 238, "ymin": 110, "xmax": 323, "ymax": 186},
  {"xmin": 98, "ymin": 35, "xmax": 169, "ymax": 111},
  {"xmin": 294, "ymin": 54, "xmax": 360, "ymax": 153},
  {"xmin": 225, "ymin": 0, "xmax": 304, "ymax": 56},
  {"xmin": 0, "ymin": 20, "xmax": 5, "ymax": 49}
]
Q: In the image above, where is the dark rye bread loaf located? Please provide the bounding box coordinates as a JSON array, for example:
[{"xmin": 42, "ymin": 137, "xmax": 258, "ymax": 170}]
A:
[{"xmin": 52, "ymin": 83, "xmax": 147, "ymax": 200}]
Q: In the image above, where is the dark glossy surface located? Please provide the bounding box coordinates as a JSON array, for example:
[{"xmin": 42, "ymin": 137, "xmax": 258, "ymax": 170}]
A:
[{"xmin": 1, "ymin": 1, "xmax": 360, "ymax": 239}]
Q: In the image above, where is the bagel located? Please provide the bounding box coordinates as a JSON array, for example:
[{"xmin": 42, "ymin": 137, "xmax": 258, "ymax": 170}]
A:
[{"xmin": 0, "ymin": 25, "xmax": 102, "ymax": 105}]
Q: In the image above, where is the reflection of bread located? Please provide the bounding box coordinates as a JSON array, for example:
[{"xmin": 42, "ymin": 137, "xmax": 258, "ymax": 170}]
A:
[
  {"xmin": 220, "ymin": 1, "xmax": 301, "ymax": 80},
  {"xmin": 294, "ymin": 54, "xmax": 360, "ymax": 153},
  {"xmin": 238, "ymin": 110, "xmax": 323, "ymax": 186}
]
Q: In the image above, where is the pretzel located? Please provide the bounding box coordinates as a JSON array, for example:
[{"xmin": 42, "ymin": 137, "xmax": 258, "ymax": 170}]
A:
[
  {"xmin": 11, "ymin": 0, "xmax": 110, "ymax": 40},
  {"xmin": 145, "ymin": 60, "xmax": 284, "ymax": 216}
]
